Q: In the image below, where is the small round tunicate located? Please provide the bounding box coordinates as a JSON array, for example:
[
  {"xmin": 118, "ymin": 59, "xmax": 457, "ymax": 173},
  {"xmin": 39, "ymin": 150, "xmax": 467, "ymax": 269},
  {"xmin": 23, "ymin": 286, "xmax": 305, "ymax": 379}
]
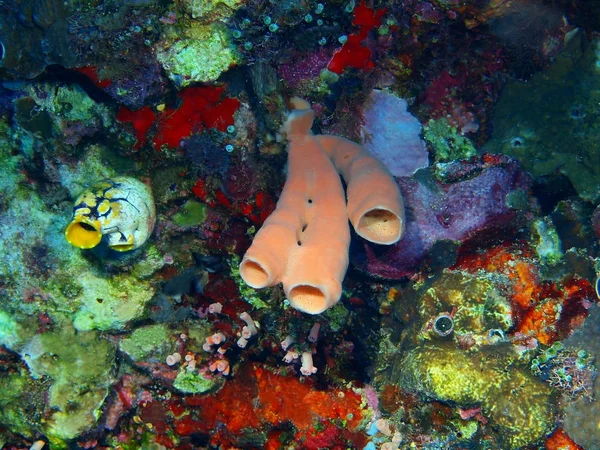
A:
[
  {"xmin": 269, "ymin": 23, "xmax": 279, "ymax": 32},
  {"xmin": 510, "ymin": 136, "xmax": 525, "ymax": 148},
  {"xmin": 244, "ymin": 41, "xmax": 253, "ymax": 51},
  {"xmin": 227, "ymin": 125, "xmax": 235, "ymax": 133},
  {"xmin": 232, "ymin": 29, "xmax": 242, "ymax": 39},
  {"xmin": 433, "ymin": 314, "xmax": 453, "ymax": 336},
  {"xmin": 551, "ymin": 341, "xmax": 564, "ymax": 351},
  {"xmin": 305, "ymin": 13, "xmax": 313, "ymax": 23},
  {"xmin": 318, "ymin": 37, "xmax": 327, "ymax": 45},
  {"xmin": 225, "ymin": 144, "xmax": 234, "ymax": 153},
  {"xmin": 263, "ymin": 16, "xmax": 272, "ymax": 25},
  {"xmin": 315, "ymin": 3, "xmax": 324, "ymax": 13},
  {"xmin": 338, "ymin": 35, "xmax": 348, "ymax": 44}
]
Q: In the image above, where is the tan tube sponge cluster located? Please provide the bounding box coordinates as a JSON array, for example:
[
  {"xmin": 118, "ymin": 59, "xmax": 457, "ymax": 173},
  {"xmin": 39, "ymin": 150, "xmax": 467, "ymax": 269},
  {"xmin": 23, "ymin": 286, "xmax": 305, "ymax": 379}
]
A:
[{"xmin": 240, "ymin": 99, "xmax": 405, "ymax": 314}]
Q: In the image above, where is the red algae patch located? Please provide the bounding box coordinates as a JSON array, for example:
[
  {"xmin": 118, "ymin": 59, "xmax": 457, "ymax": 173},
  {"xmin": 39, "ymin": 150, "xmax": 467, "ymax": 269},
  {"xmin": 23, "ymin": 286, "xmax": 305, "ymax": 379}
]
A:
[
  {"xmin": 116, "ymin": 85, "xmax": 240, "ymax": 150},
  {"xmin": 327, "ymin": 1, "xmax": 386, "ymax": 74},
  {"xmin": 167, "ymin": 363, "xmax": 369, "ymax": 447},
  {"xmin": 116, "ymin": 106, "xmax": 156, "ymax": 150}
]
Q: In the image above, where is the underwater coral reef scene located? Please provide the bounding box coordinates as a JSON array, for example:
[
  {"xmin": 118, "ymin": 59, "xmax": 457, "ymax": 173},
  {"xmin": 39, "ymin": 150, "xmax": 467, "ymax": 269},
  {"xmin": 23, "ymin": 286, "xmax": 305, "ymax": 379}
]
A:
[{"xmin": 5, "ymin": 0, "xmax": 600, "ymax": 449}]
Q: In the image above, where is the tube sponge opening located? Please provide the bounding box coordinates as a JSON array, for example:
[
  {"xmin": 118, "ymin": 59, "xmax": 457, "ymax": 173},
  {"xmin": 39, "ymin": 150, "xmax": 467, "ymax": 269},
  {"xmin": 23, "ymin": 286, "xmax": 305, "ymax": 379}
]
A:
[
  {"xmin": 65, "ymin": 219, "xmax": 102, "ymax": 249},
  {"xmin": 240, "ymin": 259, "xmax": 271, "ymax": 288},
  {"xmin": 288, "ymin": 285, "xmax": 329, "ymax": 315},
  {"xmin": 356, "ymin": 208, "xmax": 403, "ymax": 244}
]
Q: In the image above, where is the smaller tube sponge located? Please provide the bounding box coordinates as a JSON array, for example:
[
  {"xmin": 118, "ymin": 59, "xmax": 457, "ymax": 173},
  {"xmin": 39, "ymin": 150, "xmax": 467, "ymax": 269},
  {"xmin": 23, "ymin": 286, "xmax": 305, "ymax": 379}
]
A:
[{"xmin": 317, "ymin": 135, "xmax": 405, "ymax": 244}]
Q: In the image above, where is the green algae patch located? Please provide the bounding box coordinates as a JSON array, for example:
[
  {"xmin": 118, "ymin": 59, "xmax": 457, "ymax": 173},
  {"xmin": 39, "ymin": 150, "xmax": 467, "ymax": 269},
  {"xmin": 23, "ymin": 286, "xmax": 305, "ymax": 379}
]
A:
[
  {"xmin": 172, "ymin": 200, "xmax": 207, "ymax": 227},
  {"xmin": 119, "ymin": 323, "xmax": 173, "ymax": 362},
  {"xmin": 174, "ymin": 369, "xmax": 225, "ymax": 394},
  {"xmin": 485, "ymin": 35, "xmax": 600, "ymax": 202},
  {"xmin": 423, "ymin": 117, "xmax": 477, "ymax": 165},
  {"xmin": 21, "ymin": 326, "xmax": 116, "ymax": 446}
]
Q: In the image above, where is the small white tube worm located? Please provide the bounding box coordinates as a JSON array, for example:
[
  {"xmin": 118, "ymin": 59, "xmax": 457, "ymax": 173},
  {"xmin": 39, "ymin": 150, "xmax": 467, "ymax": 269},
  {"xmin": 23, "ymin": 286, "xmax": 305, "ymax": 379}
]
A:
[
  {"xmin": 308, "ymin": 322, "xmax": 321, "ymax": 343},
  {"xmin": 300, "ymin": 351, "xmax": 318, "ymax": 376}
]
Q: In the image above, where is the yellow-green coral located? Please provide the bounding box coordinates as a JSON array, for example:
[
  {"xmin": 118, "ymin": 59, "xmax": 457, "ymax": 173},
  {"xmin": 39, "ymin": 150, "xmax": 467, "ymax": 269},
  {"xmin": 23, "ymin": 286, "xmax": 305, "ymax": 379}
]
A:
[
  {"xmin": 176, "ymin": 0, "xmax": 246, "ymax": 22},
  {"xmin": 22, "ymin": 326, "xmax": 116, "ymax": 446},
  {"xmin": 157, "ymin": 22, "xmax": 241, "ymax": 87},
  {"xmin": 423, "ymin": 117, "xmax": 477, "ymax": 164},
  {"xmin": 397, "ymin": 343, "xmax": 488, "ymax": 404},
  {"xmin": 417, "ymin": 271, "xmax": 513, "ymax": 345},
  {"xmin": 397, "ymin": 343, "xmax": 555, "ymax": 449}
]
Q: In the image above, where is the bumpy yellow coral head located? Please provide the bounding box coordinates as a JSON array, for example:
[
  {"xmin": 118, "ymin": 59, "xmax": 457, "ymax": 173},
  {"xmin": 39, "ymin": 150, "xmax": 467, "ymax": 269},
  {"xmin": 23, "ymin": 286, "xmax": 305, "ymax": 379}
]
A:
[{"xmin": 65, "ymin": 217, "xmax": 102, "ymax": 249}]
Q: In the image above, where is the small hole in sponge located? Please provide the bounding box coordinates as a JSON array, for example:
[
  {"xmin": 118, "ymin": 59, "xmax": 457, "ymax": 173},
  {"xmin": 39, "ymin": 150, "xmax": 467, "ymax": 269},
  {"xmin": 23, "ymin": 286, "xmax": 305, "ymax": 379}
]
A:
[
  {"xmin": 302, "ymin": 224, "xmax": 307, "ymax": 232},
  {"xmin": 307, "ymin": 199, "xmax": 313, "ymax": 204}
]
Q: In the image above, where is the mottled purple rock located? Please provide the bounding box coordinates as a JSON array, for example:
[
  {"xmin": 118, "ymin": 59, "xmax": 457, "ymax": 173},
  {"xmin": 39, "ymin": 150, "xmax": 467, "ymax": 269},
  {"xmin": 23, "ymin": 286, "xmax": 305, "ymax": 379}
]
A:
[
  {"xmin": 104, "ymin": 60, "xmax": 168, "ymax": 110},
  {"xmin": 352, "ymin": 155, "xmax": 531, "ymax": 279},
  {"xmin": 278, "ymin": 49, "xmax": 332, "ymax": 87}
]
